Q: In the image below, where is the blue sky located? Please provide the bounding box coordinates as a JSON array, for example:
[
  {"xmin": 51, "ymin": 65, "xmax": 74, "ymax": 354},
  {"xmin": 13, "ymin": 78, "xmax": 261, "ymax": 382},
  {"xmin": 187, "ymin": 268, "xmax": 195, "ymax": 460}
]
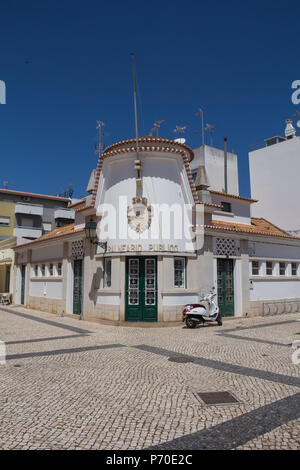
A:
[{"xmin": 0, "ymin": 0, "xmax": 299, "ymax": 198}]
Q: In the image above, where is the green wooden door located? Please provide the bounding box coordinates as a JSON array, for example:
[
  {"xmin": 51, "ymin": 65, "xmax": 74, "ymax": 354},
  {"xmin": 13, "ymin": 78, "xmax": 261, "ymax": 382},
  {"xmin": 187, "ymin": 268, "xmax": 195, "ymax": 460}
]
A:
[
  {"xmin": 73, "ymin": 259, "xmax": 83, "ymax": 315},
  {"xmin": 217, "ymin": 259, "xmax": 234, "ymax": 317},
  {"xmin": 21, "ymin": 265, "xmax": 26, "ymax": 305},
  {"xmin": 125, "ymin": 257, "xmax": 157, "ymax": 322}
]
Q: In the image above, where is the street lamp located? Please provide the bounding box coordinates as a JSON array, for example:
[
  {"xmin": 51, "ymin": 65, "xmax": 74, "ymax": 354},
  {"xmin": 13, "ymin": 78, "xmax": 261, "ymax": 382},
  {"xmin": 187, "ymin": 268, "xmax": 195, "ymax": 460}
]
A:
[{"xmin": 84, "ymin": 220, "xmax": 107, "ymax": 252}]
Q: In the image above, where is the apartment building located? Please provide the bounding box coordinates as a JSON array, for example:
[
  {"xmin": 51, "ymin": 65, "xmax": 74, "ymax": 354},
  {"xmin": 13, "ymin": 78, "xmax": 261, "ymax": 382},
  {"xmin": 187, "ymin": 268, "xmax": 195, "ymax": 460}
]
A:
[{"xmin": 0, "ymin": 189, "xmax": 74, "ymax": 296}]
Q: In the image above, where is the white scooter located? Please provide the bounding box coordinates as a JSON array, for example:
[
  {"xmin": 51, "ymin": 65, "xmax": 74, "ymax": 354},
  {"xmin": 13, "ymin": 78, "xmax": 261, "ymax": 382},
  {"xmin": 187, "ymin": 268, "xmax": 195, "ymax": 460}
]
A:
[{"xmin": 182, "ymin": 287, "xmax": 222, "ymax": 328}]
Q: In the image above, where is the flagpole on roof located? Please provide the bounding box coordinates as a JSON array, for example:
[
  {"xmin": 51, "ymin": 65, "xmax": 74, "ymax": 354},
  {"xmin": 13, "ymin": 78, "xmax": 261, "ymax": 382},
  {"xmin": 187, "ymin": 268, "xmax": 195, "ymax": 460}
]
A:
[
  {"xmin": 131, "ymin": 53, "xmax": 140, "ymax": 164},
  {"xmin": 96, "ymin": 121, "xmax": 105, "ymax": 157}
]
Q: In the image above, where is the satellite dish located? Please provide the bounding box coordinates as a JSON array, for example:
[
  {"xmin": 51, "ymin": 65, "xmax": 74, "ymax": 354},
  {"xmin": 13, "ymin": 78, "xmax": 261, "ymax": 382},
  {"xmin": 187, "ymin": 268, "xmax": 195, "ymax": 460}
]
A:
[{"xmin": 297, "ymin": 120, "xmax": 300, "ymax": 128}]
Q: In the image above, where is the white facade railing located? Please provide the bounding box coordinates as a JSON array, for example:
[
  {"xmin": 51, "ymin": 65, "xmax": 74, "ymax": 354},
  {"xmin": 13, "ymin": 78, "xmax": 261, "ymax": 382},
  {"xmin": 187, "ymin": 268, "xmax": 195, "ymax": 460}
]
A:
[
  {"xmin": 15, "ymin": 202, "xmax": 43, "ymax": 216},
  {"xmin": 54, "ymin": 208, "xmax": 75, "ymax": 220},
  {"xmin": 14, "ymin": 226, "xmax": 43, "ymax": 240}
]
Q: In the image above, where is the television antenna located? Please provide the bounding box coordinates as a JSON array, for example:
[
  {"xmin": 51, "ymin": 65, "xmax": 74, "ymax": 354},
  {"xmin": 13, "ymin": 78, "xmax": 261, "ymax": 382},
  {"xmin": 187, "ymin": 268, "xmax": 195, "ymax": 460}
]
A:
[
  {"xmin": 173, "ymin": 125, "xmax": 187, "ymax": 144},
  {"xmin": 95, "ymin": 121, "xmax": 105, "ymax": 155},
  {"xmin": 173, "ymin": 125, "xmax": 186, "ymax": 135},
  {"xmin": 195, "ymin": 108, "xmax": 204, "ymax": 145},
  {"xmin": 206, "ymin": 124, "xmax": 217, "ymax": 146},
  {"xmin": 195, "ymin": 123, "xmax": 217, "ymax": 146},
  {"xmin": 151, "ymin": 120, "xmax": 165, "ymax": 136}
]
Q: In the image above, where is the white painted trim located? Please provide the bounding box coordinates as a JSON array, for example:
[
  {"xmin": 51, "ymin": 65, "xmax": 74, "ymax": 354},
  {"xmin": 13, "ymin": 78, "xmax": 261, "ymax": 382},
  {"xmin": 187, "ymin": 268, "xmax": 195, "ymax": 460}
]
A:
[
  {"xmin": 234, "ymin": 258, "xmax": 243, "ymax": 317},
  {"xmin": 66, "ymin": 260, "xmax": 74, "ymax": 314}
]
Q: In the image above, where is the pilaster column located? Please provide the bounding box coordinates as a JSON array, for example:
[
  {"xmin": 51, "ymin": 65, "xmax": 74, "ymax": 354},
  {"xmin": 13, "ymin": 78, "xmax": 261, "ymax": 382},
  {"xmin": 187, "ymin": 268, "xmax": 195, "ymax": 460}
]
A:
[
  {"xmin": 198, "ymin": 235, "xmax": 214, "ymax": 297},
  {"xmin": 240, "ymin": 239, "xmax": 250, "ymax": 316},
  {"xmin": 119, "ymin": 256, "xmax": 126, "ymax": 322},
  {"xmin": 25, "ymin": 249, "xmax": 32, "ymax": 307},
  {"xmin": 157, "ymin": 255, "xmax": 163, "ymax": 322},
  {"xmin": 62, "ymin": 242, "xmax": 69, "ymax": 314},
  {"xmin": 13, "ymin": 252, "xmax": 19, "ymax": 304},
  {"xmin": 83, "ymin": 238, "xmax": 96, "ymax": 318}
]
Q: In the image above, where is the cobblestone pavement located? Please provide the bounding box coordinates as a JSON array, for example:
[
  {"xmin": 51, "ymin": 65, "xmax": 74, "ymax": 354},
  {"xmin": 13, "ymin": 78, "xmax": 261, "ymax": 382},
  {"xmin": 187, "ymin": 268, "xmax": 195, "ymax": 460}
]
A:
[{"xmin": 0, "ymin": 306, "xmax": 299, "ymax": 450}]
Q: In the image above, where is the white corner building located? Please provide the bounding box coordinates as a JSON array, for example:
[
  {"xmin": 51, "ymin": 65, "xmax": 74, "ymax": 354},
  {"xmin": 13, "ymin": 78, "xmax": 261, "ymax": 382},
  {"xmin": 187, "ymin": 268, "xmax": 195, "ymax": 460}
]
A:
[
  {"xmin": 190, "ymin": 144, "xmax": 239, "ymax": 195},
  {"xmin": 249, "ymin": 119, "xmax": 300, "ymax": 235},
  {"xmin": 13, "ymin": 134, "xmax": 300, "ymax": 324}
]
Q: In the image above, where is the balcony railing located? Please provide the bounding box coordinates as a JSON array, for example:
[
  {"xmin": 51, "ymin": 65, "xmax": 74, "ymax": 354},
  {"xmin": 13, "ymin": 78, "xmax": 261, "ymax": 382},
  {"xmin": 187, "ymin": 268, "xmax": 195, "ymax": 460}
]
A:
[
  {"xmin": 54, "ymin": 208, "xmax": 75, "ymax": 220},
  {"xmin": 262, "ymin": 300, "xmax": 300, "ymax": 316},
  {"xmin": 14, "ymin": 226, "xmax": 43, "ymax": 240},
  {"xmin": 249, "ymin": 136, "xmax": 286, "ymax": 152},
  {"xmin": 15, "ymin": 202, "xmax": 43, "ymax": 216}
]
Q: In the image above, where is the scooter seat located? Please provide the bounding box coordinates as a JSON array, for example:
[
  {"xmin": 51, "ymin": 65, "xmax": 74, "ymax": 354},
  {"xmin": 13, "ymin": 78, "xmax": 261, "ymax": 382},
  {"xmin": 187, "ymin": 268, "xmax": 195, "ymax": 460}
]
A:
[{"xmin": 187, "ymin": 304, "xmax": 207, "ymax": 309}]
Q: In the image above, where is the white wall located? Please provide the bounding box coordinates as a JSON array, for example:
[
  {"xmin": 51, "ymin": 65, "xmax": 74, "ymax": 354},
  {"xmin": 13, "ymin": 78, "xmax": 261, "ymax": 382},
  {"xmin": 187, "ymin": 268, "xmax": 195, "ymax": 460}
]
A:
[
  {"xmin": 250, "ymin": 279, "xmax": 300, "ymax": 301},
  {"xmin": 14, "ymin": 265, "xmax": 22, "ymax": 304},
  {"xmin": 162, "ymin": 294, "xmax": 198, "ymax": 305},
  {"xmin": 66, "ymin": 260, "xmax": 74, "ymax": 314},
  {"xmin": 211, "ymin": 195, "xmax": 252, "ymax": 225},
  {"xmin": 14, "ymin": 227, "xmax": 42, "ymax": 243},
  {"xmin": 95, "ymin": 152, "xmax": 196, "ymax": 252},
  {"xmin": 233, "ymin": 259, "xmax": 243, "ymax": 317},
  {"xmin": 30, "ymin": 280, "xmax": 63, "ymax": 299},
  {"xmin": 32, "ymin": 244, "xmax": 63, "ymax": 262},
  {"xmin": 97, "ymin": 294, "xmax": 120, "ymax": 305},
  {"xmin": 74, "ymin": 211, "xmax": 85, "ymax": 229},
  {"xmin": 249, "ymin": 136, "xmax": 300, "ymax": 232},
  {"xmin": 250, "ymin": 241, "xmax": 300, "ymax": 260},
  {"xmin": 191, "ymin": 145, "xmax": 239, "ymax": 195}
]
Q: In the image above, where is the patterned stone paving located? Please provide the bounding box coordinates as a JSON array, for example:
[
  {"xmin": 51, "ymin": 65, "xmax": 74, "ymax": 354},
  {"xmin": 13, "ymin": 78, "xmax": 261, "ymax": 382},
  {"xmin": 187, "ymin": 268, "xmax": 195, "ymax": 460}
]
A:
[{"xmin": 0, "ymin": 306, "xmax": 299, "ymax": 450}]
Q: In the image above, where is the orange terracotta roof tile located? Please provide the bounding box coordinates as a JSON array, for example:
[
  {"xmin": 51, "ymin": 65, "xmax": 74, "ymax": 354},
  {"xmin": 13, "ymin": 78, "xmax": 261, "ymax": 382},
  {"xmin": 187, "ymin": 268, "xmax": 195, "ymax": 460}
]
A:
[
  {"xmin": 207, "ymin": 217, "xmax": 299, "ymax": 239},
  {"xmin": 203, "ymin": 202, "xmax": 223, "ymax": 208},
  {"xmin": 15, "ymin": 223, "xmax": 84, "ymax": 249},
  {"xmin": 68, "ymin": 199, "xmax": 87, "ymax": 209},
  {"xmin": 250, "ymin": 218, "xmax": 289, "ymax": 235},
  {"xmin": 76, "ymin": 204, "xmax": 95, "ymax": 213},
  {"xmin": 38, "ymin": 224, "xmax": 76, "ymax": 240},
  {"xmin": 208, "ymin": 190, "xmax": 258, "ymax": 203}
]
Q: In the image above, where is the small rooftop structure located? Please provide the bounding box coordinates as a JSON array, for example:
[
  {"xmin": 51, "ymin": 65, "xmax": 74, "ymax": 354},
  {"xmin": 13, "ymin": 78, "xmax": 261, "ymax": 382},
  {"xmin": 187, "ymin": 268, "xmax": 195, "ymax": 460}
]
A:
[
  {"xmin": 264, "ymin": 136, "xmax": 286, "ymax": 147},
  {"xmin": 250, "ymin": 119, "xmax": 298, "ymax": 151}
]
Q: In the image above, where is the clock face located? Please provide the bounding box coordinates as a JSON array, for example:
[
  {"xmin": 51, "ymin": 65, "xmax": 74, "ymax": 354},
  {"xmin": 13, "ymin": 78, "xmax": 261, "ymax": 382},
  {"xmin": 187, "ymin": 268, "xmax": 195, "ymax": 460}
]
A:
[{"xmin": 127, "ymin": 199, "xmax": 152, "ymax": 233}]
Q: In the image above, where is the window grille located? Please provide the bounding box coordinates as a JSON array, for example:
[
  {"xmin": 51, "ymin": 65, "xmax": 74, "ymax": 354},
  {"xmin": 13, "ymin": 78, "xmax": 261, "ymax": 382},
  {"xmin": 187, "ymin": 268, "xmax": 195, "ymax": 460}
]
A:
[
  {"xmin": 57, "ymin": 262, "xmax": 62, "ymax": 276},
  {"xmin": 174, "ymin": 257, "xmax": 186, "ymax": 288},
  {"xmin": 215, "ymin": 238, "xmax": 238, "ymax": 257},
  {"xmin": 252, "ymin": 261, "xmax": 259, "ymax": 276},
  {"xmin": 104, "ymin": 258, "xmax": 112, "ymax": 288},
  {"xmin": 71, "ymin": 240, "xmax": 84, "ymax": 259},
  {"xmin": 221, "ymin": 202, "xmax": 231, "ymax": 213},
  {"xmin": 266, "ymin": 261, "xmax": 273, "ymax": 275},
  {"xmin": 279, "ymin": 262, "xmax": 286, "ymax": 276}
]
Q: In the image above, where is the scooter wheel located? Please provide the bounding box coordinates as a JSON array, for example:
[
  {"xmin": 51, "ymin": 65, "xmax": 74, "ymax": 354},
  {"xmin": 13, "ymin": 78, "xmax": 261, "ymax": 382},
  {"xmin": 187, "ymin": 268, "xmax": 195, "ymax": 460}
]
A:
[{"xmin": 186, "ymin": 318, "xmax": 197, "ymax": 329}]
